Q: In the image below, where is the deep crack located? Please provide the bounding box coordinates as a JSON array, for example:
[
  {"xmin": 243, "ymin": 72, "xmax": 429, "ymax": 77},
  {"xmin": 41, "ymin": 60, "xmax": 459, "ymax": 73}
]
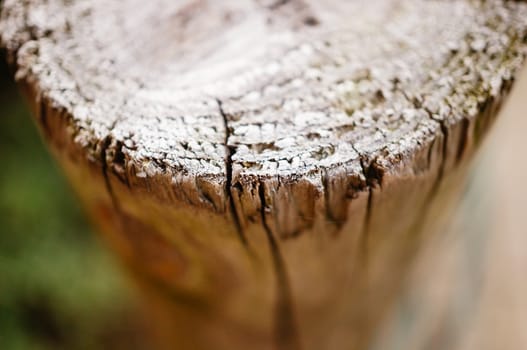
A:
[
  {"xmin": 258, "ymin": 183, "xmax": 301, "ymax": 350},
  {"xmin": 100, "ymin": 135, "xmax": 120, "ymax": 212},
  {"xmin": 355, "ymin": 151, "xmax": 375, "ymax": 261},
  {"xmin": 216, "ymin": 98, "xmax": 249, "ymax": 247},
  {"xmin": 37, "ymin": 95, "xmax": 50, "ymax": 139},
  {"xmin": 321, "ymin": 169, "xmax": 345, "ymax": 231}
]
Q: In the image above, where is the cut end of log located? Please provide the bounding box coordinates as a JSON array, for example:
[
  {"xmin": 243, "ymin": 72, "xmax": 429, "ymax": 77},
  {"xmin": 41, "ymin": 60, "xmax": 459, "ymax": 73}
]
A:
[
  {"xmin": 2, "ymin": 1, "xmax": 526, "ymax": 219},
  {"xmin": 2, "ymin": 2, "xmax": 527, "ymax": 348}
]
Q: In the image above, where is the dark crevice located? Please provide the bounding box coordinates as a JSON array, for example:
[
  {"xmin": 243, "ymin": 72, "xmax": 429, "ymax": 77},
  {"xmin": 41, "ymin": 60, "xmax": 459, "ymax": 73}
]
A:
[
  {"xmin": 436, "ymin": 119, "xmax": 449, "ymax": 191},
  {"xmin": 364, "ymin": 186, "xmax": 374, "ymax": 239},
  {"xmin": 350, "ymin": 145, "xmax": 385, "ymax": 190},
  {"xmin": 321, "ymin": 169, "xmax": 344, "ymax": 231},
  {"xmin": 195, "ymin": 183, "xmax": 218, "ymax": 211},
  {"xmin": 109, "ymin": 140, "xmax": 130, "ymax": 187},
  {"xmin": 456, "ymin": 117, "xmax": 470, "ymax": 164},
  {"xmin": 216, "ymin": 98, "xmax": 249, "ymax": 247},
  {"xmin": 100, "ymin": 135, "xmax": 120, "ymax": 212},
  {"xmin": 322, "ymin": 170, "xmax": 334, "ymax": 222},
  {"xmin": 357, "ymin": 155, "xmax": 375, "ymax": 258},
  {"xmin": 112, "ymin": 140, "xmax": 126, "ymax": 167},
  {"xmin": 258, "ymin": 183, "xmax": 301, "ymax": 350},
  {"xmin": 38, "ymin": 95, "xmax": 51, "ymax": 138},
  {"xmin": 364, "ymin": 162, "xmax": 384, "ymax": 188},
  {"xmin": 350, "ymin": 144, "xmax": 381, "ymax": 264}
]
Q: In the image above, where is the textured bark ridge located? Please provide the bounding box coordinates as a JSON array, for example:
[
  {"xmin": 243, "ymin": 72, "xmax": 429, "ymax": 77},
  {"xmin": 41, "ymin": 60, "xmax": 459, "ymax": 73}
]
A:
[{"xmin": 2, "ymin": 1, "xmax": 527, "ymax": 350}]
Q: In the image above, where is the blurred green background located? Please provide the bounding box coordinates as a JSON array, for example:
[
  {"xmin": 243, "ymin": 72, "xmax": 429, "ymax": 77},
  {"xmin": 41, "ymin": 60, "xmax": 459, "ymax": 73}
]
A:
[{"xmin": 0, "ymin": 53, "xmax": 149, "ymax": 349}]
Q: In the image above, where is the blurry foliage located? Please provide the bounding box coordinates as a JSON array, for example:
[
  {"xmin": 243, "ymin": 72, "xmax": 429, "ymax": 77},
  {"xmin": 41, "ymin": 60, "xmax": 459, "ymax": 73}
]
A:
[{"xmin": 0, "ymin": 54, "xmax": 145, "ymax": 349}]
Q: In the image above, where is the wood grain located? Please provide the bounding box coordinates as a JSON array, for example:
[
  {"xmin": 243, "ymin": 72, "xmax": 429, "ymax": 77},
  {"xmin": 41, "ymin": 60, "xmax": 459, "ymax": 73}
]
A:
[
  {"xmin": 372, "ymin": 67, "xmax": 527, "ymax": 350},
  {"xmin": 1, "ymin": 1, "xmax": 527, "ymax": 349}
]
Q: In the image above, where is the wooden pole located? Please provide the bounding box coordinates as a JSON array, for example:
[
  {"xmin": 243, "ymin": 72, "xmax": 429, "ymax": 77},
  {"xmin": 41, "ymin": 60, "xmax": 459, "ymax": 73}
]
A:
[{"xmin": 1, "ymin": 1, "xmax": 526, "ymax": 349}]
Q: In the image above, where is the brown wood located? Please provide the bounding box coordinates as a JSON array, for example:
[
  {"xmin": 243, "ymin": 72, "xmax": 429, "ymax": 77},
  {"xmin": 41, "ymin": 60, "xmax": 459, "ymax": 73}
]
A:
[
  {"xmin": 372, "ymin": 67, "xmax": 527, "ymax": 350},
  {"xmin": 1, "ymin": 1, "xmax": 526, "ymax": 349}
]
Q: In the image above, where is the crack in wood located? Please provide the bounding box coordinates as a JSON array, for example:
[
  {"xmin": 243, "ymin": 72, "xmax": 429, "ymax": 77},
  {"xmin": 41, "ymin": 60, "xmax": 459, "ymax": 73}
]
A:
[
  {"xmin": 455, "ymin": 117, "xmax": 470, "ymax": 165},
  {"xmin": 321, "ymin": 169, "xmax": 344, "ymax": 231},
  {"xmin": 100, "ymin": 134, "xmax": 120, "ymax": 212},
  {"xmin": 217, "ymin": 98, "xmax": 249, "ymax": 247},
  {"xmin": 355, "ymin": 152, "xmax": 376, "ymax": 263},
  {"xmin": 3, "ymin": 1, "xmax": 527, "ymax": 348},
  {"xmin": 258, "ymin": 182, "xmax": 301, "ymax": 350}
]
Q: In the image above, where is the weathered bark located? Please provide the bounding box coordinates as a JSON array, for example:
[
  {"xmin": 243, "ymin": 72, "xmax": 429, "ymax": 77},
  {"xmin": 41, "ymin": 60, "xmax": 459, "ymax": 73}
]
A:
[{"xmin": 1, "ymin": 1, "xmax": 527, "ymax": 349}]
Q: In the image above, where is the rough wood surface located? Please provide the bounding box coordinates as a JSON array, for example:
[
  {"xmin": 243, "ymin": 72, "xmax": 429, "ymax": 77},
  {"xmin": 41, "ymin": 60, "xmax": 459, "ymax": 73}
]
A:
[
  {"xmin": 1, "ymin": 1, "xmax": 527, "ymax": 349},
  {"xmin": 372, "ymin": 68, "xmax": 527, "ymax": 350}
]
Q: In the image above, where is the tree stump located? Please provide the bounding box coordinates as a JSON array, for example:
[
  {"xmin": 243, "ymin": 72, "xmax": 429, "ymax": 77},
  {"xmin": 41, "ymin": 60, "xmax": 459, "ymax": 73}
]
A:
[{"xmin": 1, "ymin": 1, "xmax": 526, "ymax": 349}]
